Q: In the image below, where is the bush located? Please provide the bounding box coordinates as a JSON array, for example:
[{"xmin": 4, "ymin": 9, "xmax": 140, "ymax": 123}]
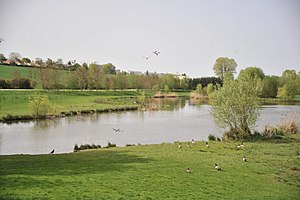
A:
[
  {"xmin": 106, "ymin": 142, "xmax": 117, "ymax": 148},
  {"xmin": 74, "ymin": 144, "xmax": 79, "ymax": 152},
  {"xmin": 208, "ymin": 134, "xmax": 216, "ymax": 141}
]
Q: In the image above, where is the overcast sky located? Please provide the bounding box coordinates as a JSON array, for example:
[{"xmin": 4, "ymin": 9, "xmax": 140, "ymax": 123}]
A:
[{"xmin": 0, "ymin": 0, "xmax": 299, "ymax": 77}]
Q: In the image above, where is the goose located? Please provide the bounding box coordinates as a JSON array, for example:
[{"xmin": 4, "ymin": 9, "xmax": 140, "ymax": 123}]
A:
[
  {"xmin": 186, "ymin": 168, "xmax": 192, "ymax": 173},
  {"xmin": 178, "ymin": 143, "xmax": 182, "ymax": 148},
  {"xmin": 191, "ymin": 139, "xmax": 196, "ymax": 144},
  {"xmin": 240, "ymin": 142, "xmax": 244, "ymax": 148},
  {"xmin": 214, "ymin": 163, "xmax": 221, "ymax": 171},
  {"xmin": 206, "ymin": 142, "xmax": 209, "ymax": 147},
  {"xmin": 243, "ymin": 156, "xmax": 247, "ymax": 162},
  {"xmin": 50, "ymin": 149, "xmax": 54, "ymax": 154}
]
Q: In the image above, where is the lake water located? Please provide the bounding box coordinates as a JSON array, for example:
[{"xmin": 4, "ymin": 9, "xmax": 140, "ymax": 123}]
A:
[{"xmin": 0, "ymin": 98, "xmax": 299, "ymax": 155}]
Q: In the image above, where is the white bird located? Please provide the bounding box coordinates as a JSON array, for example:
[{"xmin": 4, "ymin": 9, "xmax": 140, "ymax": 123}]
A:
[
  {"xmin": 153, "ymin": 51, "xmax": 160, "ymax": 56},
  {"xmin": 214, "ymin": 163, "xmax": 221, "ymax": 171}
]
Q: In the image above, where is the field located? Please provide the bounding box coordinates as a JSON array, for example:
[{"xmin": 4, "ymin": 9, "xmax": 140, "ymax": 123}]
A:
[
  {"xmin": 0, "ymin": 134, "xmax": 299, "ymax": 199},
  {"xmin": 0, "ymin": 65, "xmax": 39, "ymax": 80},
  {"xmin": 0, "ymin": 90, "xmax": 146, "ymax": 119}
]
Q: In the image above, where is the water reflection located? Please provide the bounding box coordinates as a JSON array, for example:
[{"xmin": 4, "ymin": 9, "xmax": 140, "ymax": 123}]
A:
[
  {"xmin": 0, "ymin": 99, "xmax": 299, "ymax": 155},
  {"xmin": 34, "ymin": 119, "xmax": 61, "ymax": 130}
]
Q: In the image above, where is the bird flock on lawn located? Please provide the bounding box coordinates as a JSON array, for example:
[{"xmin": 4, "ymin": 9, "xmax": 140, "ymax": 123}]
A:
[
  {"xmin": 182, "ymin": 139, "xmax": 249, "ymax": 173},
  {"xmin": 143, "ymin": 51, "xmax": 160, "ymax": 60}
]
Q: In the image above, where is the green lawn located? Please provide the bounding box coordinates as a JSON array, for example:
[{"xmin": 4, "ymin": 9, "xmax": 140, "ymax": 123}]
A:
[
  {"xmin": 0, "ymin": 135, "xmax": 299, "ymax": 199},
  {"xmin": 0, "ymin": 90, "xmax": 142, "ymax": 119}
]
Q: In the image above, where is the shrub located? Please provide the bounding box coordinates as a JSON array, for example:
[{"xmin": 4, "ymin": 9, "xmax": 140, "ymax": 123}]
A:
[
  {"xmin": 74, "ymin": 144, "xmax": 79, "ymax": 152},
  {"xmin": 208, "ymin": 134, "xmax": 216, "ymax": 141},
  {"xmin": 278, "ymin": 113, "xmax": 298, "ymax": 134},
  {"xmin": 106, "ymin": 142, "xmax": 117, "ymax": 148}
]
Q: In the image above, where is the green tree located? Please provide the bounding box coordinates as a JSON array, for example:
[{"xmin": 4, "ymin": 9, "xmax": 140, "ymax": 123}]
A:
[
  {"xmin": 196, "ymin": 84, "xmax": 203, "ymax": 94},
  {"xmin": 211, "ymin": 76, "xmax": 260, "ymax": 140},
  {"xmin": 261, "ymin": 76, "xmax": 279, "ymax": 98},
  {"xmin": 102, "ymin": 63, "xmax": 116, "ymax": 74},
  {"xmin": 88, "ymin": 63, "xmax": 102, "ymax": 89},
  {"xmin": 28, "ymin": 92, "xmax": 51, "ymax": 118},
  {"xmin": 0, "ymin": 53, "xmax": 7, "ymax": 62},
  {"xmin": 238, "ymin": 67, "xmax": 265, "ymax": 80},
  {"xmin": 206, "ymin": 83, "xmax": 214, "ymax": 98},
  {"xmin": 278, "ymin": 70, "xmax": 300, "ymax": 99},
  {"xmin": 213, "ymin": 57, "xmax": 237, "ymax": 82},
  {"xmin": 22, "ymin": 57, "xmax": 31, "ymax": 65}
]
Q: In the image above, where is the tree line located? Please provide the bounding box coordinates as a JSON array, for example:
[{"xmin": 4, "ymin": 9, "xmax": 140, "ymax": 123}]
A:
[{"xmin": 1, "ymin": 52, "xmax": 299, "ymax": 99}]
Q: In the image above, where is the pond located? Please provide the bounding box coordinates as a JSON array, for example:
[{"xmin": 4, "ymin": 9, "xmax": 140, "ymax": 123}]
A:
[{"xmin": 0, "ymin": 98, "xmax": 299, "ymax": 155}]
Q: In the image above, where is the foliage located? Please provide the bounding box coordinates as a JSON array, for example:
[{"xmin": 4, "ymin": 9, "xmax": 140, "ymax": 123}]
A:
[
  {"xmin": 260, "ymin": 76, "xmax": 279, "ymax": 98},
  {"xmin": 0, "ymin": 53, "xmax": 6, "ymax": 62},
  {"xmin": 28, "ymin": 92, "xmax": 52, "ymax": 118},
  {"xmin": 278, "ymin": 70, "xmax": 300, "ymax": 99},
  {"xmin": 195, "ymin": 83, "xmax": 203, "ymax": 94},
  {"xmin": 0, "ymin": 136, "xmax": 299, "ymax": 199},
  {"xmin": 208, "ymin": 134, "xmax": 216, "ymax": 141},
  {"xmin": 188, "ymin": 77, "xmax": 222, "ymax": 90},
  {"xmin": 211, "ymin": 76, "xmax": 260, "ymax": 140},
  {"xmin": 206, "ymin": 83, "xmax": 214, "ymax": 98},
  {"xmin": 213, "ymin": 57, "xmax": 237, "ymax": 82},
  {"xmin": 238, "ymin": 67, "xmax": 265, "ymax": 80}
]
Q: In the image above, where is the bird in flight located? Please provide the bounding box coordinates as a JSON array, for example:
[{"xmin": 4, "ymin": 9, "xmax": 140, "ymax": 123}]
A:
[
  {"xmin": 0, "ymin": 38, "xmax": 4, "ymax": 44},
  {"xmin": 143, "ymin": 55, "xmax": 151, "ymax": 60},
  {"xmin": 153, "ymin": 51, "xmax": 160, "ymax": 56},
  {"xmin": 50, "ymin": 149, "xmax": 55, "ymax": 154},
  {"xmin": 112, "ymin": 128, "xmax": 123, "ymax": 133}
]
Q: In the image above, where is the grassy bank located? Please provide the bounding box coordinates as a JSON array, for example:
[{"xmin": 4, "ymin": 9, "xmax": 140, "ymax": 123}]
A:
[
  {"xmin": 0, "ymin": 90, "xmax": 145, "ymax": 120},
  {"xmin": 0, "ymin": 90, "xmax": 191, "ymax": 121},
  {"xmin": 0, "ymin": 134, "xmax": 299, "ymax": 199}
]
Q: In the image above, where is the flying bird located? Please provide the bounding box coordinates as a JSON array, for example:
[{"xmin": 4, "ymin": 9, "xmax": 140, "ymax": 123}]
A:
[
  {"xmin": 153, "ymin": 51, "xmax": 160, "ymax": 56},
  {"xmin": 0, "ymin": 38, "xmax": 4, "ymax": 44},
  {"xmin": 143, "ymin": 55, "xmax": 151, "ymax": 60},
  {"xmin": 50, "ymin": 149, "xmax": 54, "ymax": 154},
  {"xmin": 112, "ymin": 128, "xmax": 122, "ymax": 133}
]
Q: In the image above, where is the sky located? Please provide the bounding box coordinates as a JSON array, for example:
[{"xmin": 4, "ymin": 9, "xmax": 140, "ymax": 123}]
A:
[{"xmin": 0, "ymin": 0, "xmax": 299, "ymax": 77}]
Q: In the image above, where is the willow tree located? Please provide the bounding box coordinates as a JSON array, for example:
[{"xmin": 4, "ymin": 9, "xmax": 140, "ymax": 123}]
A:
[
  {"xmin": 28, "ymin": 92, "xmax": 51, "ymax": 118},
  {"xmin": 211, "ymin": 76, "xmax": 260, "ymax": 140}
]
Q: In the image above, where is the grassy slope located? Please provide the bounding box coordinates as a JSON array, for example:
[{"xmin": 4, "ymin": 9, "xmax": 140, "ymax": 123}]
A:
[
  {"xmin": 0, "ymin": 135, "xmax": 299, "ymax": 199},
  {"xmin": 0, "ymin": 90, "xmax": 142, "ymax": 119},
  {"xmin": 0, "ymin": 65, "xmax": 38, "ymax": 80}
]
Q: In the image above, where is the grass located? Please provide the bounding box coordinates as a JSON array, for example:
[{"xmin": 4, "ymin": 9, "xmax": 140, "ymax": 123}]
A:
[
  {"xmin": 0, "ymin": 90, "xmax": 142, "ymax": 119},
  {"xmin": 0, "ymin": 65, "xmax": 37, "ymax": 80},
  {"xmin": 0, "ymin": 134, "xmax": 299, "ymax": 199}
]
